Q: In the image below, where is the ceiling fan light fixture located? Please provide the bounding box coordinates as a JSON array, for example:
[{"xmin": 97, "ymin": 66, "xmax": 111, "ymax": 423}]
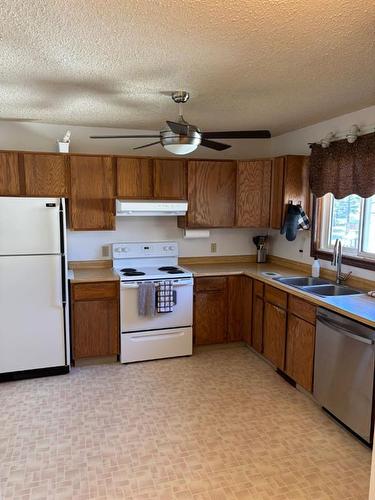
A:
[
  {"xmin": 161, "ymin": 128, "xmax": 201, "ymax": 156},
  {"xmin": 163, "ymin": 143, "xmax": 199, "ymax": 155}
]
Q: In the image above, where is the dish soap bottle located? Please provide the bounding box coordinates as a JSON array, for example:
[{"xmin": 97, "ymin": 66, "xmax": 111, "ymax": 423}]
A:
[{"xmin": 312, "ymin": 257, "xmax": 320, "ymax": 278}]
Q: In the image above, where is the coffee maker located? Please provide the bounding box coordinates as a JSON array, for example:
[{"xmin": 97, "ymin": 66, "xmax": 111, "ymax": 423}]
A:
[{"xmin": 253, "ymin": 235, "xmax": 268, "ymax": 263}]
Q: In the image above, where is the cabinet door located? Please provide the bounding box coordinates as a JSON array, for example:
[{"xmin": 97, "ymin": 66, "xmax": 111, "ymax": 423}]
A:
[
  {"xmin": 73, "ymin": 299, "xmax": 119, "ymax": 358},
  {"xmin": 154, "ymin": 159, "xmax": 186, "ymax": 199},
  {"xmin": 236, "ymin": 160, "xmax": 271, "ymax": 227},
  {"xmin": 283, "ymin": 156, "xmax": 310, "ymax": 219},
  {"xmin": 186, "ymin": 160, "xmax": 236, "ymax": 227},
  {"xmin": 194, "ymin": 290, "xmax": 227, "ymax": 345},
  {"xmin": 0, "ymin": 152, "xmax": 21, "ymax": 196},
  {"xmin": 24, "ymin": 153, "xmax": 69, "ymax": 197},
  {"xmin": 270, "ymin": 155, "xmax": 310, "ymax": 229},
  {"xmin": 252, "ymin": 295, "xmax": 264, "ymax": 353},
  {"xmin": 70, "ymin": 156, "xmax": 115, "ymax": 230},
  {"xmin": 263, "ymin": 302, "xmax": 287, "ymax": 369},
  {"xmin": 117, "ymin": 157, "xmax": 153, "ymax": 198},
  {"xmin": 286, "ymin": 314, "xmax": 315, "ymax": 391},
  {"xmin": 270, "ymin": 157, "xmax": 285, "ymax": 229},
  {"xmin": 228, "ymin": 275, "xmax": 252, "ymax": 342}
]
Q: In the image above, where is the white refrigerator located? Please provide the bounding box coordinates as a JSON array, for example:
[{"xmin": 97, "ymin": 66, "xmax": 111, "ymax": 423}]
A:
[{"xmin": 0, "ymin": 197, "xmax": 69, "ymax": 379}]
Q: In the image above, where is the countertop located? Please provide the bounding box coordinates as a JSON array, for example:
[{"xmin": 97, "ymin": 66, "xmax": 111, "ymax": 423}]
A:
[
  {"xmin": 67, "ymin": 260, "xmax": 375, "ymax": 327},
  {"xmin": 185, "ymin": 262, "xmax": 375, "ymax": 328},
  {"xmin": 68, "ymin": 268, "xmax": 119, "ymax": 283}
]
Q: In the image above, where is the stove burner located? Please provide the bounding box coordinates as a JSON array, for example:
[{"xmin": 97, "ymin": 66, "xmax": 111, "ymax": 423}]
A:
[
  {"xmin": 158, "ymin": 266, "xmax": 179, "ymax": 271},
  {"xmin": 120, "ymin": 268, "xmax": 137, "ymax": 272},
  {"xmin": 122, "ymin": 271, "xmax": 146, "ymax": 276},
  {"xmin": 167, "ymin": 269, "xmax": 184, "ymax": 274}
]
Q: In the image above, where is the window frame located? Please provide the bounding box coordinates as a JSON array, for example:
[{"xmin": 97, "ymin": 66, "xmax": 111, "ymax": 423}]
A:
[{"xmin": 311, "ymin": 195, "xmax": 375, "ymax": 271}]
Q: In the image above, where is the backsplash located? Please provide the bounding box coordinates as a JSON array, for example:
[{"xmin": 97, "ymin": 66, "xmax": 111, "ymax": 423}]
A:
[{"xmin": 67, "ymin": 217, "xmax": 265, "ymax": 261}]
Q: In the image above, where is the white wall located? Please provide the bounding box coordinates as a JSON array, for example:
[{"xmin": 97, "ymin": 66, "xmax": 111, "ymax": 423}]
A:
[
  {"xmin": 270, "ymin": 105, "xmax": 375, "ymax": 281},
  {"xmin": 0, "ymin": 121, "xmax": 270, "ymax": 159},
  {"xmin": 67, "ymin": 217, "xmax": 265, "ymax": 260}
]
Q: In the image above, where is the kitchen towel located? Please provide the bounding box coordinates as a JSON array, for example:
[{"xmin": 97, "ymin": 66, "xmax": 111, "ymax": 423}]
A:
[
  {"xmin": 157, "ymin": 281, "xmax": 174, "ymax": 313},
  {"xmin": 138, "ymin": 282, "xmax": 156, "ymax": 316},
  {"xmin": 298, "ymin": 207, "xmax": 310, "ymax": 230}
]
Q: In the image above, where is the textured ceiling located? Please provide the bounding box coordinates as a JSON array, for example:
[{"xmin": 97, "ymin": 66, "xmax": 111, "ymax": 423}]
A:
[{"xmin": 0, "ymin": 0, "xmax": 374, "ymax": 135}]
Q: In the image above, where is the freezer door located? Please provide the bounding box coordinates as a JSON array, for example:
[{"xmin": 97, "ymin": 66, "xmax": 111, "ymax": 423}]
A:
[
  {"xmin": 0, "ymin": 197, "xmax": 61, "ymax": 255},
  {"xmin": 0, "ymin": 255, "xmax": 66, "ymax": 372}
]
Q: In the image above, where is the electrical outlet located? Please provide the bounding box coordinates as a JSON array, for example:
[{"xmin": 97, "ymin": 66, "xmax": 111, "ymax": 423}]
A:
[
  {"xmin": 211, "ymin": 242, "xmax": 217, "ymax": 253},
  {"xmin": 102, "ymin": 245, "xmax": 110, "ymax": 257}
]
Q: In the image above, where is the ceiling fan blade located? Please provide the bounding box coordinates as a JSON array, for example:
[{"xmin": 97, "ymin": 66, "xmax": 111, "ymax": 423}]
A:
[
  {"xmin": 166, "ymin": 121, "xmax": 189, "ymax": 135},
  {"xmin": 200, "ymin": 139, "xmax": 231, "ymax": 151},
  {"xmin": 133, "ymin": 141, "xmax": 161, "ymax": 150},
  {"xmin": 202, "ymin": 130, "xmax": 271, "ymax": 139},
  {"xmin": 90, "ymin": 134, "xmax": 160, "ymax": 139}
]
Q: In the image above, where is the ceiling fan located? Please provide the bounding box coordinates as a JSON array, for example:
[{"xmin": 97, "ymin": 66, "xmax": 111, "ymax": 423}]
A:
[{"xmin": 90, "ymin": 91, "xmax": 271, "ymax": 155}]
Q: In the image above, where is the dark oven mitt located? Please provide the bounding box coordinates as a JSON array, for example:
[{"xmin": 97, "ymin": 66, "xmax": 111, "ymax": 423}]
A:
[{"xmin": 280, "ymin": 203, "xmax": 301, "ymax": 241}]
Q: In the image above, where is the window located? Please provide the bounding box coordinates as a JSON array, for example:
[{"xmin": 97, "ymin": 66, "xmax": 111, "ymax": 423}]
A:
[{"xmin": 318, "ymin": 193, "xmax": 375, "ymax": 260}]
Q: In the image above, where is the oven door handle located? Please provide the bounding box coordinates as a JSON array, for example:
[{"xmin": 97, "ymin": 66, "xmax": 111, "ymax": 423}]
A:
[{"xmin": 121, "ymin": 282, "xmax": 191, "ymax": 289}]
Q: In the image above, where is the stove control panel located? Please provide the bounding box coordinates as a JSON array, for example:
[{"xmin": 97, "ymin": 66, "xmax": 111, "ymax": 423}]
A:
[{"xmin": 112, "ymin": 241, "xmax": 178, "ymax": 259}]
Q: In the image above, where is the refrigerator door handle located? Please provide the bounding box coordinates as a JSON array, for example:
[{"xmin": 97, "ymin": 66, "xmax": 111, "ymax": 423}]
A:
[
  {"xmin": 61, "ymin": 254, "xmax": 67, "ymax": 305},
  {"xmin": 59, "ymin": 199, "xmax": 65, "ymax": 255}
]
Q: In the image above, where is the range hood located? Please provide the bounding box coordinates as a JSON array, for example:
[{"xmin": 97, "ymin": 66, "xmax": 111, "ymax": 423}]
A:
[{"xmin": 116, "ymin": 200, "xmax": 188, "ymax": 217}]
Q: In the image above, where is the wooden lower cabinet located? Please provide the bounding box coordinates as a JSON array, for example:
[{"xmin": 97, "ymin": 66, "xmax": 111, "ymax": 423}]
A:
[
  {"xmin": 263, "ymin": 301, "xmax": 287, "ymax": 369},
  {"xmin": 252, "ymin": 295, "xmax": 264, "ymax": 353},
  {"xmin": 286, "ymin": 313, "xmax": 316, "ymax": 392},
  {"xmin": 228, "ymin": 275, "xmax": 252, "ymax": 343},
  {"xmin": 71, "ymin": 281, "xmax": 119, "ymax": 359},
  {"xmin": 194, "ymin": 275, "xmax": 253, "ymax": 345},
  {"xmin": 194, "ymin": 287, "xmax": 227, "ymax": 345}
]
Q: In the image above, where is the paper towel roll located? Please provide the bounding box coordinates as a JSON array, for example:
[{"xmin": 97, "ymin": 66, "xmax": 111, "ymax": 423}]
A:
[{"xmin": 183, "ymin": 229, "xmax": 210, "ymax": 239}]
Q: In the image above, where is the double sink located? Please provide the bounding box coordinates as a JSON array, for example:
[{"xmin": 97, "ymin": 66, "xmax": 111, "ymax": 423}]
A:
[{"xmin": 273, "ymin": 276, "xmax": 362, "ymax": 297}]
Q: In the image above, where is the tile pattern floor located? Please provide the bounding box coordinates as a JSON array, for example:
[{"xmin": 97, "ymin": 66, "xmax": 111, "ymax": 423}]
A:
[{"xmin": 0, "ymin": 346, "xmax": 371, "ymax": 500}]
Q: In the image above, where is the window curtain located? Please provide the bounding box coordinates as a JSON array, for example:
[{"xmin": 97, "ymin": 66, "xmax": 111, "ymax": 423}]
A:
[{"xmin": 309, "ymin": 131, "xmax": 375, "ymax": 199}]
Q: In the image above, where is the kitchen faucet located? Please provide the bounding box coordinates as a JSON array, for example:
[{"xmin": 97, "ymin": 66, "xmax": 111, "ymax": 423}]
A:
[{"xmin": 332, "ymin": 239, "xmax": 351, "ymax": 285}]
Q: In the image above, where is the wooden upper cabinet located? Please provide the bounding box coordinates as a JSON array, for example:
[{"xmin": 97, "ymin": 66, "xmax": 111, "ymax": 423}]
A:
[
  {"xmin": 154, "ymin": 159, "xmax": 186, "ymax": 199},
  {"xmin": 23, "ymin": 153, "xmax": 69, "ymax": 197},
  {"xmin": 236, "ymin": 160, "xmax": 272, "ymax": 227},
  {"xmin": 117, "ymin": 157, "xmax": 153, "ymax": 198},
  {"xmin": 0, "ymin": 152, "xmax": 21, "ymax": 196},
  {"xmin": 69, "ymin": 155, "xmax": 115, "ymax": 230},
  {"xmin": 270, "ymin": 155, "xmax": 310, "ymax": 229},
  {"xmin": 181, "ymin": 160, "xmax": 237, "ymax": 228},
  {"xmin": 270, "ymin": 156, "xmax": 285, "ymax": 229}
]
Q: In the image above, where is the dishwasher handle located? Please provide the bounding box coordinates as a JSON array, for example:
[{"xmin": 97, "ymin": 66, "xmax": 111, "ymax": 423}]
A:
[{"xmin": 317, "ymin": 316, "xmax": 374, "ymax": 345}]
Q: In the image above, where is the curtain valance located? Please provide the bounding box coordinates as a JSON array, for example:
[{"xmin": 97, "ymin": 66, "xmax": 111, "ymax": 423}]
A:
[{"xmin": 309, "ymin": 131, "xmax": 375, "ymax": 199}]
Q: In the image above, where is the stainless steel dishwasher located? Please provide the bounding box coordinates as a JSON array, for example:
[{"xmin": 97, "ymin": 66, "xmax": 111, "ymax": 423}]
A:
[{"xmin": 314, "ymin": 308, "xmax": 375, "ymax": 443}]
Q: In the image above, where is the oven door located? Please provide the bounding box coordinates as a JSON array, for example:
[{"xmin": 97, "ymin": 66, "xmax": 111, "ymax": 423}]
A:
[{"xmin": 120, "ymin": 278, "xmax": 193, "ymax": 332}]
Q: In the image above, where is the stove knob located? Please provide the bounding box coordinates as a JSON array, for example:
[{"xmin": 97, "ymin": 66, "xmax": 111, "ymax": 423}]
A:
[
  {"xmin": 163, "ymin": 246, "xmax": 168, "ymax": 251},
  {"xmin": 168, "ymin": 246, "xmax": 174, "ymax": 251}
]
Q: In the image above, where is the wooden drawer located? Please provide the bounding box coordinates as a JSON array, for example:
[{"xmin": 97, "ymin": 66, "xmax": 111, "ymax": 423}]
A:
[
  {"xmin": 264, "ymin": 284, "xmax": 287, "ymax": 309},
  {"xmin": 288, "ymin": 295, "xmax": 316, "ymax": 324},
  {"xmin": 195, "ymin": 276, "xmax": 227, "ymax": 292},
  {"xmin": 253, "ymin": 280, "xmax": 264, "ymax": 297},
  {"xmin": 72, "ymin": 282, "xmax": 118, "ymax": 301}
]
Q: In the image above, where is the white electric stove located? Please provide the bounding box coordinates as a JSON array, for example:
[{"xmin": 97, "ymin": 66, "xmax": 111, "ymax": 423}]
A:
[{"xmin": 113, "ymin": 242, "xmax": 193, "ymax": 363}]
